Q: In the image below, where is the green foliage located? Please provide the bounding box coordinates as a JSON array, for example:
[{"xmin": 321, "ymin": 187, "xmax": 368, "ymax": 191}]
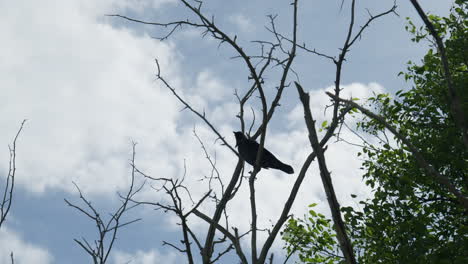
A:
[
  {"xmin": 349, "ymin": 1, "xmax": 468, "ymax": 263},
  {"xmin": 283, "ymin": 2, "xmax": 467, "ymax": 263},
  {"xmin": 282, "ymin": 204, "xmax": 342, "ymax": 264}
]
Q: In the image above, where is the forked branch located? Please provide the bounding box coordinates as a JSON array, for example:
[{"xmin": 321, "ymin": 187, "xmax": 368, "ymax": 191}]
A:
[{"xmin": 65, "ymin": 143, "xmax": 143, "ymax": 263}]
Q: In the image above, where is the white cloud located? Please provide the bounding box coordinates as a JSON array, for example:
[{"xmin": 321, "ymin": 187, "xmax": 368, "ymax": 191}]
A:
[
  {"xmin": 113, "ymin": 249, "xmax": 181, "ymax": 264},
  {"xmin": 194, "ymin": 70, "xmax": 230, "ymax": 102},
  {"xmin": 0, "ymin": 227, "xmax": 54, "ymax": 264},
  {"xmin": 0, "ymin": 0, "xmax": 183, "ymax": 195},
  {"xmin": 111, "ymin": 0, "xmax": 176, "ymax": 12},
  {"xmin": 229, "ymin": 14, "xmax": 255, "ymax": 33}
]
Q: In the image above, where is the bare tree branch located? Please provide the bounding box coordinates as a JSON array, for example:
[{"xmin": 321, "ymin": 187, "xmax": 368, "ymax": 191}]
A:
[
  {"xmin": 65, "ymin": 142, "xmax": 143, "ymax": 263},
  {"xmin": 193, "ymin": 209, "xmax": 248, "ymax": 264},
  {"xmin": 297, "ymin": 83, "xmax": 356, "ymax": 264},
  {"xmin": 202, "ymin": 160, "xmax": 243, "ymax": 263},
  {"xmin": 1, "ymin": 120, "xmax": 26, "ymax": 228},
  {"xmin": 154, "ymin": 59, "xmax": 238, "ymax": 156}
]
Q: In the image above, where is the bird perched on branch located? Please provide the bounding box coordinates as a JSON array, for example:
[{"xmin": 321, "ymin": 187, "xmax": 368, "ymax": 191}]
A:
[{"xmin": 233, "ymin": 131, "xmax": 294, "ymax": 174}]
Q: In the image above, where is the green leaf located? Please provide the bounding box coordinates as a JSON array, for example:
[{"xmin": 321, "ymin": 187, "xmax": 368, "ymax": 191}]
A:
[{"xmin": 321, "ymin": 120, "xmax": 328, "ymax": 128}]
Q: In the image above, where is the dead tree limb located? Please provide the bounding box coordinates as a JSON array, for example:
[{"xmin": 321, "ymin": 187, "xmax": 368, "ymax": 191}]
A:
[
  {"xmin": 297, "ymin": 84, "xmax": 357, "ymax": 264},
  {"xmin": 1, "ymin": 120, "xmax": 26, "ymax": 228}
]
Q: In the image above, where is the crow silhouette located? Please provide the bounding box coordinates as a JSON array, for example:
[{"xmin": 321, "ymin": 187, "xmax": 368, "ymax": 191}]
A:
[{"xmin": 233, "ymin": 131, "xmax": 294, "ymax": 174}]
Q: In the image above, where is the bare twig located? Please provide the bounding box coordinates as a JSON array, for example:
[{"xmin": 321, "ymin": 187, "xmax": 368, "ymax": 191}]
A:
[
  {"xmin": 193, "ymin": 129, "xmax": 223, "ymax": 193},
  {"xmin": 348, "ymin": 2, "xmax": 398, "ymax": 47},
  {"xmin": 1, "ymin": 120, "xmax": 26, "ymax": 228},
  {"xmin": 106, "ymin": 14, "xmax": 205, "ymax": 41},
  {"xmin": 155, "ymin": 59, "xmax": 238, "ymax": 156},
  {"xmin": 202, "ymin": 160, "xmax": 243, "ymax": 263},
  {"xmin": 193, "ymin": 209, "xmax": 248, "ymax": 264},
  {"xmin": 252, "ymin": 0, "xmax": 299, "ymax": 140},
  {"xmin": 65, "ymin": 143, "xmax": 143, "ymax": 263}
]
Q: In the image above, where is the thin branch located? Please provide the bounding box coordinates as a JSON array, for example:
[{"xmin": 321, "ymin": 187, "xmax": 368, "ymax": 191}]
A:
[
  {"xmin": 252, "ymin": 0, "xmax": 299, "ymax": 140},
  {"xmin": 193, "ymin": 209, "xmax": 248, "ymax": 264},
  {"xmin": 1, "ymin": 120, "xmax": 26, "ymax": 228},
  {"xmin": 248, "ymin": 168, "xmax": 258, "ymax": 263},
  {"xmin": 193, "ymin": 129, "xmax": 223, "ymax": 194},
  {"xmin": 106, "ymin": 14, "xmax": 205, "ymax": 41},
  {"xmin": 184, "ymin": 190, "xmax": 212, "ymax": 218},
  {"xmin": 163, "ymin": 240, "xmax": 186, "ymax": 252},
  {"xmin": 66, "ymin": 143, "xmax": 143, "ymax": 263},
  {"xmin": 203, "ymin": 160, "xmax": 244, "ymax": 263},
  {"xmin": 210, "ymin": 243, "xmax": 234, "ymax": 263},
  {"xmin": 154, "ymin": 59, "xmax": 238, "ymax": 156},
  {"xmin": 265, "ymin": 30, "xmax": 335, "ymax": 62},
  {"xmin": 186, "ymin": 225, "xmax": 204, "ymax": 253},
  {"xmin": 348, "ymin": 2, "xmax": 398, "ymax": 47}
]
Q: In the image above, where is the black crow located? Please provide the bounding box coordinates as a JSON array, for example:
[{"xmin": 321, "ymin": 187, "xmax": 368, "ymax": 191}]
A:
[{"xmin": 233, "ymin": 131, "xmax": 294, "ymax": 174}]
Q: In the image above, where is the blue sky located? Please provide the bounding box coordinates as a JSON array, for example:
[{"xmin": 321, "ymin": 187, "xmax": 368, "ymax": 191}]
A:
[{"xmin": 0, "ymin": 0, "xmax": 454, "ymax": 263}]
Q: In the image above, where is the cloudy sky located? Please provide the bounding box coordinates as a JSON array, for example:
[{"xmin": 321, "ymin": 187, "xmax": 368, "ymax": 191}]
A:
[{"xmin": 0, "ymin": 0, "xmax": 453, "ymax": 263}]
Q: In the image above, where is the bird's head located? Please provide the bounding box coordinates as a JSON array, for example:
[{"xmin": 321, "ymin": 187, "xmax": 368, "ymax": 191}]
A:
[{"xmin": 233, "ymin": 131, "xmax": 246, "ymax": 147}]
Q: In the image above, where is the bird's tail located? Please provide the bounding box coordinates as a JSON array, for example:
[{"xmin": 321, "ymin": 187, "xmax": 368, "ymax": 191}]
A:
[{"xmin": 277, "ymin": 162, "xmax": 294, "ymax": 174}]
